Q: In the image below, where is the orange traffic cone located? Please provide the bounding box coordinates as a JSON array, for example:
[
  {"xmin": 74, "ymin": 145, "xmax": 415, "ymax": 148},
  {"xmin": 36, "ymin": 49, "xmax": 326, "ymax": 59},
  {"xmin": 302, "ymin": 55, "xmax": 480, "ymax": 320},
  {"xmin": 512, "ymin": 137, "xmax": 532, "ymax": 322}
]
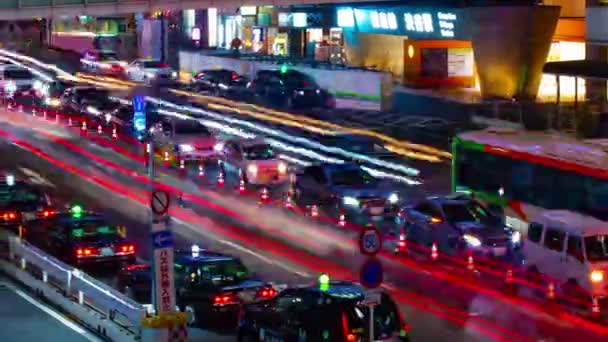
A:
[
  {"xmin": 216, "ymin": 172, "xmax": 225, "ymax": 187},
  {"xmin": 338, "ymin": 209, "xmax": 346, "ymax": 227},
  {"xmin": 431, "ymin": 242, "xmax": 438, "ymax": 261},
  {"xmin": 505, "ymin": 268, "xmax": 513, "ymax": 285},
  {"xmin": 68, "ymin": 117, "xmax": 72, "ymax": 126},
  {"xmin": 238, "ymin": 179, "xmax": 246, "ymax": 194},
  {"xmin": 547, "ymin": 282, "xmax": 555, "ymax": 300},
  {"xmin": 591, "ymin": 297, "xmax": 601, "ymax": 318},
  {"xmin": 260, "ymin": 188, "xmax": 269, "ymax": 203},
  {"xmin": 397, "ymin": 234, "xmax": 407, "ymax": 251},
  {"xmin": 97, "ymin": 124, "xmax": 102, "ymax": 135},
  {"xmin": 198, "ymin": 163, "xmax": 205, "ymax": 177},
  {"xmin": 81, "ymin": 120, "xmax": 87, "ymax": 131},
  {"xmin": 18, "ymin": 104, "xmax": 23, "ymax": 112},
  {"xmin": 179, "ymin": 159, "xmax": 185, "ymax": 170},
  {"xmin": 112, "ymin": 126, "xmax": 117, "ymax": 139},
  {"xmin": 467, "ymin": 253, "xmax": 475, "ymax": 271},
  {"xmin": 284, "ymin": 191, "xmax": 294, "ymax": 209},
  {"xmin": 32, "ymin": 107, "xmax": 37, "ymax": 116},
  {"xmin": 163, "ymin": 151, "xmax": 170, "ymax": 167},
  {"xmin": 310, "ymin": 204, "xmax": 319, "ymax": 218}
]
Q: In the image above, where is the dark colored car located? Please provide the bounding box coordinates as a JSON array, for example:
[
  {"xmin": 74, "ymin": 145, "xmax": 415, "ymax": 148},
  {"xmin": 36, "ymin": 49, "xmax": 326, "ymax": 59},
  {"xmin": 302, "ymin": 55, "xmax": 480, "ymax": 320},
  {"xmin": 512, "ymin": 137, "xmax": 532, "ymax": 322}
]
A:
[
  {"xmin": 23, "ymin": 209, "xmax": 136, "ymax": 267},
  {"xmin": 294, "ymin": 163, "xmax": 400, "ymax": 221},
  {"xmin": 107, "ymin": 104, "xmax": 161, "ymax": 142},
  {"xmin": 318, "ymin": 134, "xmax": 396, "ymax": 161},
  {"xmin": 36, "ymin": 80, "xmax": 76, "ymax": 109},
  {"xmin": 192, "ymin": 69, "xmax": 248, "ymax": 97},
  {"xmin": 238, "ymin": 280, "xmax": 411, "ymax": 342},
  {"xmin": 393, "ymin": 194, "xmax": 519, "ymax": 259},
  {"xmin": 247, "ymin": 69, "xmax": 335, "ymax": 109},
  {"xmin": 116, "ymin": 246, "xmax": 277, "ymax": 326},
  {"xmin": 0, "ymin": 175, "xmax": 54, "ymax": 232},
  {"xmin": 59, "ymin": 86, "xmax": 111, "ymax": 117}
]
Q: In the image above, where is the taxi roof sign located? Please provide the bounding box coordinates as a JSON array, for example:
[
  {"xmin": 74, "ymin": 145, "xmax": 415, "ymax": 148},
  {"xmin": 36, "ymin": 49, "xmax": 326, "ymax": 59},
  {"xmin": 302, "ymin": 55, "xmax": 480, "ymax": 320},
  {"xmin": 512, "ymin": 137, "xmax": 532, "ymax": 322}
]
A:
[
  {"xmin": 5, "ymin": 174, "xmax": 14, "ymax": 186},
  {"xmin": 71, "ymin": 205, "xmax": 83, "ymax": 217}
]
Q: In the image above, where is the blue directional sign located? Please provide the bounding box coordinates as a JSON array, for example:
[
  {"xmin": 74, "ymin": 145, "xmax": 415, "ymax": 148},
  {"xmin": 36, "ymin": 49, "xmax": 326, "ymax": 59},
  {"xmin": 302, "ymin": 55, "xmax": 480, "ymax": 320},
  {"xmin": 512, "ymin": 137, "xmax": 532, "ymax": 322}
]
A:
[
  {"xmin": 360, "ymin": 257, "xmax": 383, "ymax": 289},
  {"xmin": 133, "ymin": 95, "xmax": 146, "ymax": 132},
  {"xmin": 152, "ymin": 230, "xmax": 174, "ymax": 249}
]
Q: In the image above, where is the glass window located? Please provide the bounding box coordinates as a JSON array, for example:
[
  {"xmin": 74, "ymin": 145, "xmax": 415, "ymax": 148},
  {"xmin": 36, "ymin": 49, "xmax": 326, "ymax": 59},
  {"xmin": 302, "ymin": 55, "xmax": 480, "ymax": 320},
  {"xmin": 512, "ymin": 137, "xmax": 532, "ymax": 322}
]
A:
[
  {"xmin": 173, "ymin": 121, "xmax": 210, "ymax": 135},
  {"xmin": 586, "ymin": 178, "xmax": 608, "ymax": 221},
  {"xmin": 243, "ymin": 144, "xmax": 275, "ymax": 160},
  {"xmin": 330, "ymin": 168, "xmax": 375, "ymax": 186},
  {"xmin": 4, "ymin": 69, "xmax": 33, "ymax": 80},
  {"xmin": 441, "ymin": 201, "xmax": 492, "ymax": 224},
  {"xmin": 528, "ymin": 223, "xmax": 543, "ymax": 243},
  {"xmin": 196, "ymin": 259, "xmax": 249, "ymax": 285},
  {"xmin": 305, "ymin": 166, "xmax": 327, "ymax": 184},
  {"xmin": 285, "ymin": 71, "xmax": 318, "ymax": 88},
  {"xmin": 543, "ymin": 228, "xmax": 565, "ymax": 252},
  {"xmin": 143, "ymin": 61, "xmax": 168, "ymax": 68},
  {"xmin": 414, "ymin": 203, "xmax": 441, "ymax": 218},
  {"xmin": 99, "ymin": 52, "xmax": 118, "ymax": 61},
  {"xmin": 0, "ymin": 183, "xmax": 44, "ymax": 206},
  {"xmin": 566, "ymin": 235, "xmax": 584, "ymax": 262},
  {"xmin": 584, "ymin": 235, "xmax": 608, "ymax": 262},
  {"xmin": 70, "ymin": 220, "xmax": 120, "ymax": 243}
]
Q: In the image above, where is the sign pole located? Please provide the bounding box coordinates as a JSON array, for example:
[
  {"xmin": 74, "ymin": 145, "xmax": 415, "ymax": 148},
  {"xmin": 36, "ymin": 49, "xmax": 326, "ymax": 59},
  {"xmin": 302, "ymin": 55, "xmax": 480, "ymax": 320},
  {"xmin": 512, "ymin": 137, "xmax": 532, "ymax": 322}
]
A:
[
  {"xmin": 369, "ymin": 305, "xmax": 374, "ymax": 342},
  {"xmin": 150, "ymin": 190, "xmax": 176, "ymax": 314},
  {"xmin": 148, "ymin": 139, "xmax": 156, "ymax": 311}
]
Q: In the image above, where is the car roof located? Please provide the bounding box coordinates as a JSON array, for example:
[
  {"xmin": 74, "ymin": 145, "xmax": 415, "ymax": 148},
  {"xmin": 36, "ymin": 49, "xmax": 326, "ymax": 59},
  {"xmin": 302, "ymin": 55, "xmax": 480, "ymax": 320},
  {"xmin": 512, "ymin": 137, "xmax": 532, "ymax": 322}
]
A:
[
  {"xmin": 174, "ymin": 249, "xmax": 236, "ymax": 264},
  {"xmin": 294, "ymin": 280, "xmax": 366, "ymax": 298},
  {"xmin": 532, "ymin": 210, "xmax": 608, "ymax": 237},
  {"xmin": 239, "ymin": 138, "xmax": 269, "ymax": 147},
  {"xmin": 51, "ymin": 212, "xmax": 106, "ymax": 225},
  {"xmin": 425, "ymin": 194, "xmax": 473, "ymax": 206}
]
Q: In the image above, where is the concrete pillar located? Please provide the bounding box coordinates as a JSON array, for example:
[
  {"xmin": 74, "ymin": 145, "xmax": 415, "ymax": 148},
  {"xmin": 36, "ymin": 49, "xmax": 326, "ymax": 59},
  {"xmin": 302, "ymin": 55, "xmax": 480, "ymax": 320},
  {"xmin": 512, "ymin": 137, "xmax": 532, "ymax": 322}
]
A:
[
  {"xmin": 467, "ymin": 6, "xmax": 560, "ymax": 100},
  {"xmin": 586, "ymin": 44, "xmax": 607, "ymax": 102}
]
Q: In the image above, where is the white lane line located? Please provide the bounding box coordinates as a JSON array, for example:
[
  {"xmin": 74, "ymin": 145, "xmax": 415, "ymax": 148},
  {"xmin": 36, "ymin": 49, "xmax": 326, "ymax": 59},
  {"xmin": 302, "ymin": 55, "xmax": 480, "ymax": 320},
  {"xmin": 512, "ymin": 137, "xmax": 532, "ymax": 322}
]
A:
[
  {"xmin": 219, "ymin": 239, "xmax": 311, "ymax": 278},
  {"xmin": 2, "ymin": 281, "xmax": 102, "ymax": 342},
  {"xmin": 18, "ymin": 166, "xmax": 56, "ymax": 188}
]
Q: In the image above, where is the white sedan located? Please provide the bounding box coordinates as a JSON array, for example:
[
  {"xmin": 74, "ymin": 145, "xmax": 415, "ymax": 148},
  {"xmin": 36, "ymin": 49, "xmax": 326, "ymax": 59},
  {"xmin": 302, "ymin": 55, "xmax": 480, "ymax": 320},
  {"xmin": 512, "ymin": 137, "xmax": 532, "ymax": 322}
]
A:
[
  {"xmin": 124, "ymin": 59, "xmax": 177, "ymax": 84},
  {"xmin": 220, "ymin": 139, "xmax": 289, "ymax": 186}
]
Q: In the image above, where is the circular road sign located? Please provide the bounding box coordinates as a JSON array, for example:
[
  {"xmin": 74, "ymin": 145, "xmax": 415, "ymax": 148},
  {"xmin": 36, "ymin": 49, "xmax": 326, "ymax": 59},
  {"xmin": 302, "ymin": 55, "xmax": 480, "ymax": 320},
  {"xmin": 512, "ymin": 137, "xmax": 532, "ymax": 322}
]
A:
[
  {"xmin": 151, "ymin": 190, "xmax": 171, "ymax": 215},
  {"xmin": 360, "ymin": 257, "xmax": 384, "ymax": 289},
  {"xmin": 359, "ymin": 226, "xmax": 382, "ymax": 256}
]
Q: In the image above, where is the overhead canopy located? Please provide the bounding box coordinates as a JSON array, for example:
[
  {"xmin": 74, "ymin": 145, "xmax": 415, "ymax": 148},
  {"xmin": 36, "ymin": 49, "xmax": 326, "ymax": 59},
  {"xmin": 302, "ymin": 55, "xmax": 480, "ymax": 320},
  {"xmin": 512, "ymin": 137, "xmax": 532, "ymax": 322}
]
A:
[{"xmin": 543, "ymin": 60, "xmax": 608, "ymax": 80}]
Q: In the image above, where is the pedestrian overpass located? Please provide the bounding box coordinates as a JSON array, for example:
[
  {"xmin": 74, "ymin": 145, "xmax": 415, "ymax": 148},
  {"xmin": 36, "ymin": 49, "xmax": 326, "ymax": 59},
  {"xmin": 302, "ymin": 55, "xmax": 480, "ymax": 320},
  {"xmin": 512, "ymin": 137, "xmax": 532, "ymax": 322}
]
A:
[{"xmin": 0, "ymin": 0, "xmax": 384, "ymax": 20}]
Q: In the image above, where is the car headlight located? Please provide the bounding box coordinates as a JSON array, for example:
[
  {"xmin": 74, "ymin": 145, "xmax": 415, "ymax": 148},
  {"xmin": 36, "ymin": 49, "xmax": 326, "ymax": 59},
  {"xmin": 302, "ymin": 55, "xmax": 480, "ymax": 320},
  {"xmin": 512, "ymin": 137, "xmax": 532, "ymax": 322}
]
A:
[
  {"xmin": 278, "ymin": 162, "xmax": 287, "ymax": 174},
  {"xmin": 104, "ymin": 113, "xmax": 112, "ymax": 123},
  {"xmin": 591, "ymin": 270, "xmax": 604, "ymax": 283},
  {"xmin": 179, "ymin": 144, "xmax": 194, "ymax": 152},
  {"xmin": 213, "ymin": 143, "xmax": 224, "ymax": 152},
  {"xmin": 33, "ymin": 80, "xmax": 43, "ymax": 90},
  {"xmin": 511, "ymin": 231, "xmax": 521, "ymax": 244},
  {"xmin": 343, "ymin": 196, "xmax": 360, "ymax": 207},
  {"xmin": 86, "ymin": 106, "xmax": 100, "ymax": 115},
  {"xmin": 295, "ymin": 90, "xmax": 305, "ymax": 96},
  {"xmin": 463, "ymin": 234, "xmax": 482, "ymax": 248},
  {"xmin": 145, "ymin": 72, "xmax": 156, "ymax": 79},
  {"xmin": 247, "ymin": 164, "xmax": 258, "ymax": 175},
  {"xmin": 171, "ymin": 71, "xmax": 178, "ymax": 79},
  {"xmin": 388, "ymin": 193, "xmax": 399, "ymax": 204},
  {"xmin": 4, "ymin": 82, "xmax": 16, "ymax": 93}
]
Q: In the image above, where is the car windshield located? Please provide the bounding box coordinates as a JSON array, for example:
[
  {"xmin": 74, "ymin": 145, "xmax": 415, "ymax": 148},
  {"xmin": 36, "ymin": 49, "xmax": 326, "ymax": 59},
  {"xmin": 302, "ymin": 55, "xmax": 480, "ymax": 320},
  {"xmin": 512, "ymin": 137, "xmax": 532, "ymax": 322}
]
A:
[
  {"xmin": 327, "ymin": 136, "xmax": 388, "ymax": 154},
  {"xmin": 0, "ymin": 183, "xmax": 43, "ymax": 206},
  {"xmin": 585, "ymin": 235, "xmax": 608, "ymax": 262},
  {"xmin": 71, "ymin": 221, "xmax": 120, "ymax": 243},
  {"xmin": 285, "ymin": 71, "xmax": 318, "ymax": 88},
  {"xmin": 174, "ymin": 121, "xmax": 210, "ymax": 135},
  {"xmin": 78, "ymin": 88, "xmax": 109, "ymax": 100},
  {"xmin": 143, "ymin": 61, "xmax": 168, "ymax": 68},
  {"xmin": 195, "ymin": 259, "xmax": 249, "ymax": 285},
  {"xmin": 4, "ymin": 69, "xmax": 33, "ymax": 80},
  {"xmin": 243, "ymin": 144, "xmax": 275, "ymax": 160},
  {"xmin": 442, "ymin": 201, "xmax": 492, "ymax": 224},
  {"xmin": 331, "ymin": 168, "xmax": 375, "ymax": 186},
  {"xmin": 99, "ymin": 52, "xmax": 118, "ymax": 61}
]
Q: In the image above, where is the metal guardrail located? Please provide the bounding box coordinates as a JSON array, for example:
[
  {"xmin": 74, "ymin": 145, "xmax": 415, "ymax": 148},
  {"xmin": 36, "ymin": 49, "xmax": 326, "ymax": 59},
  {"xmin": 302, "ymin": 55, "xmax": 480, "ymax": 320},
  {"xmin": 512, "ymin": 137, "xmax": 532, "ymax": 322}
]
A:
[{"xmin": 0, "ymin": 229, "xmax": 146, "ymax": 341}]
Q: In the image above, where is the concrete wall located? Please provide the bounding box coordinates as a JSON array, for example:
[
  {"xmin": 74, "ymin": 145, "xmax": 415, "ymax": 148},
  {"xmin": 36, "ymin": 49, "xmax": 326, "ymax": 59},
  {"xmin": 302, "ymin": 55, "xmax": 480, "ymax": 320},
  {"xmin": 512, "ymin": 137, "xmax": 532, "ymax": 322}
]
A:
[
  {"xmin": 179, "ymin": 51, "xmax": 390, "ymax": 103},
  {"xmin": 343, "ymin": 32, "xmax": 405, "ymax": 81}
]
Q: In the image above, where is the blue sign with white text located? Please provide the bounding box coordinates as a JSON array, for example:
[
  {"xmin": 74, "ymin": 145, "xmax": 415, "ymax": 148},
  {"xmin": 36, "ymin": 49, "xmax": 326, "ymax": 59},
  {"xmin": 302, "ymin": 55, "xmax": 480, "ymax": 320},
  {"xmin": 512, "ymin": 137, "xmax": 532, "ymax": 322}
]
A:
[
  {"xmin": 360, "ymin": 257, "xmax": 383, "ymax": 289},
  {"xmin": 133, "ymin": 95, "xmax": 146, "ymax": 132},
  {"xmin": 152, "ymin": 230, "xmax": 174, "ymax": 249}
]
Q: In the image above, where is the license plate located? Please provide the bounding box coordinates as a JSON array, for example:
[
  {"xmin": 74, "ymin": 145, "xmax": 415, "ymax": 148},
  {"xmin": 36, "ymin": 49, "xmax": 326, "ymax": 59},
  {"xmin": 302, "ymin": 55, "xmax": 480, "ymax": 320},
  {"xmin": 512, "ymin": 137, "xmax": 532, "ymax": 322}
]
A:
[
  {"xmin": 369, "ymin": 207, "xmax": 384, "ymax": 215},
  {"xmin": 22, "ymin": 212, "xmax": 36, "ymax": 220},
  {"xmin": 100, "ymin": 247, "xmax": 114, "ymax": 256},
  {"xmin": 493, "ymin": 247, "xmax": 507, "ymax": 256}
]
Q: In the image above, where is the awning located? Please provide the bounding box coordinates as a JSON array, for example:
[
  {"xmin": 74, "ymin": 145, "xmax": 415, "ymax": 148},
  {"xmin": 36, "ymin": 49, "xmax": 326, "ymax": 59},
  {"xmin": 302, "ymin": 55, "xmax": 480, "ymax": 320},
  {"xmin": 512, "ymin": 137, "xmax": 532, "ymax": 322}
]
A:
[{"xmin": 543, "ymin": 60, "xmax": 608, "ymax": 80}]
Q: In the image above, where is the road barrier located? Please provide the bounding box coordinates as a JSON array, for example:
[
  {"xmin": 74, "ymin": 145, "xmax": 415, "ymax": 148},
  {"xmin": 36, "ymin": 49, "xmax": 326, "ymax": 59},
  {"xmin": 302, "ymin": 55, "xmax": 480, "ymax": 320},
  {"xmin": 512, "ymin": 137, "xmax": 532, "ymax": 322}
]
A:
[{"xmin": 0, "ymin": 229, "xmax": 147, "ymax": 341}]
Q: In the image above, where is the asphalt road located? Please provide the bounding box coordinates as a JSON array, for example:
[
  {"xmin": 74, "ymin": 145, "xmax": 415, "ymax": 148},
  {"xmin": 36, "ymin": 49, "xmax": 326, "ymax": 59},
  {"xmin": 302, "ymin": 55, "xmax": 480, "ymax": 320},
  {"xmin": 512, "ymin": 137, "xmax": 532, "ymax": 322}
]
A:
[
  {"xmin": 0, "ymin": 276, "xmax": 100, "ymax": 342},
  {"xmin": 1, "ymin": 103, "xmax": 607, "ymax": 342}
]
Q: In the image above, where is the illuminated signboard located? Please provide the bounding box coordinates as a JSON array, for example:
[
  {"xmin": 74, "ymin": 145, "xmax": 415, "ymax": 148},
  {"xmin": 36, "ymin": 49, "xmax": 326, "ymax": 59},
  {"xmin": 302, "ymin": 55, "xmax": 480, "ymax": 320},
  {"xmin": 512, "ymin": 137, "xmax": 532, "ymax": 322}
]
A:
[
  {"xmin": 240, "ymin": 6, "xmax": 257, "ymax": 16},
  {"xmin": 403, "ymin": 11, "xmax": 456, "ymax": 37},
  {"xmin": 292, "ymin": 13, "xmax": 307, "ymax": 27},
  {"xmin": 369, "ymin": 11, "xmax": 397, "ymax": 30},
  {"xmin": 337, "ymin": 8, "xmax": 355, "ymax": 28}
]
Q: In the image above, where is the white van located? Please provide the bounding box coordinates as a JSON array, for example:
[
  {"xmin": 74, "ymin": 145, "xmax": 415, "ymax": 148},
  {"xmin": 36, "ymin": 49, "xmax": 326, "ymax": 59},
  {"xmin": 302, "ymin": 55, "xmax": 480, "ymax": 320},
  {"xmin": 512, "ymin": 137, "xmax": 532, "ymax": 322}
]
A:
[
  {"xmin": 523, "ymin": 210, "xmax": 608, "ymax": 300},
  {"xmin": 0, "ymin": 64, "xmax": 35, "ymax": 98}
]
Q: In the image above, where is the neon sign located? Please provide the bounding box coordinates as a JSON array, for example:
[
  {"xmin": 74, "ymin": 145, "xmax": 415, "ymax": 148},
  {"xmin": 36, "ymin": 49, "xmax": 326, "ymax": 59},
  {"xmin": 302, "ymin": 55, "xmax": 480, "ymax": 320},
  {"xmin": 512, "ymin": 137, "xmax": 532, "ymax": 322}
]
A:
[
  {"xmin": 403, "ymin": 11, "xmax": 457, "ymax": 37},
  {"xmin": 370, "ymin": 11, "xmax": 397, "ymax": 30},
  {"xmin": 437, "ymin": 12, "xmax": 456, "ymax": 38}
]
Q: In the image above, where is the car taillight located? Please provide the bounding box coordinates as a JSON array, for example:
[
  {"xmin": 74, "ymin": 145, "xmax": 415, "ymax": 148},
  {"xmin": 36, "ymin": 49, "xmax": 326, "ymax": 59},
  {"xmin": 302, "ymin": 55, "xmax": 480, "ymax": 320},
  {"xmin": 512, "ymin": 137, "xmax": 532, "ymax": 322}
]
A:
[
  {"xmin": 119, "ymin": 244, "xmax": 135, "ymax": 254},
  {"xmin": 3, "ymin": 212, "xmax": 17, "ymax": 220},
  {"xmin": 40, "ymin": 210, "xmax": 55, "ymax": 218},
  {"xmin": 76, "ymin": 247, "xmax": 98, "ymax": 257},
  {"xmin": 213, "ymin": 294, "xmax": 238, "ymax": 306},
  {"xmin": 256, "ymin": 287, "xmax": 277, "ymax": 299},
  {"xmin": 231, "ymin": 73, "xmax": 238, "ymax": 80},
  {"xmin": 398, "ymin": 234, "xmax": 406, "ymax": 248}
]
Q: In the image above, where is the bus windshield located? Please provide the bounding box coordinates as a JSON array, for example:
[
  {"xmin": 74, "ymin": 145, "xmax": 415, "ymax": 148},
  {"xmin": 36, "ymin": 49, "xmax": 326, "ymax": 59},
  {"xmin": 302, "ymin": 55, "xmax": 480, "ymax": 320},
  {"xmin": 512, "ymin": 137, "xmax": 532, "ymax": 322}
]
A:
[
  {"xmin": 453, "ymin": 141, "xmax": 608, "ymax": 221},
  {"xmin": 585, "ymin": 235, "xmax": 608, "ymax": 262}
]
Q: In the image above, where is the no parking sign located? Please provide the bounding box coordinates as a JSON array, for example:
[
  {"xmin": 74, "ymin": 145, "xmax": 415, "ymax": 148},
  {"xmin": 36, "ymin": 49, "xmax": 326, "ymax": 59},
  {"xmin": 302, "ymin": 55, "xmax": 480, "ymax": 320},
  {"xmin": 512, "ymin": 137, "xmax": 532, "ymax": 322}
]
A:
[{"xmin": 359, "ymin": 226, "xmax": 382, "ymax": 256}]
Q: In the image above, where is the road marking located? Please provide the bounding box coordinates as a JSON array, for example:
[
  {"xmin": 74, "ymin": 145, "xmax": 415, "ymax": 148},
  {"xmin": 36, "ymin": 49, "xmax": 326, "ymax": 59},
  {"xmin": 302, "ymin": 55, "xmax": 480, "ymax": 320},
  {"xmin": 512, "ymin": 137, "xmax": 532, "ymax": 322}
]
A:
[
  {"xmin": 2, "ymin": 281, "xmax": 102, "ymax": 342},
  {"xmin": 18, "ymin": 166, "xmax": 56, "ymax": 188},
  {"xmin": 219, "ymin": 239, "xmax": 311, "ymax": 278}
]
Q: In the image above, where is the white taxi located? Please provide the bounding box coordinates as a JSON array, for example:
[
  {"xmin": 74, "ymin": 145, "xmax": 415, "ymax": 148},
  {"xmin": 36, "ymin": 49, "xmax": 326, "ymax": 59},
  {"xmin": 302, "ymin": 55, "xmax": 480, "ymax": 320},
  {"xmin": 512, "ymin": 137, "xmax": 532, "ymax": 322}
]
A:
[
  {"xmin": 523, "ymin": 210, "xmax": 608, "ymax": 301},
  {"xmin": 220, "ymin": 139, "xmax": 288, "ymax": 186},
  {"xmin": 125, "ymin": 59, "xmax": 177, "ymax": 84}
]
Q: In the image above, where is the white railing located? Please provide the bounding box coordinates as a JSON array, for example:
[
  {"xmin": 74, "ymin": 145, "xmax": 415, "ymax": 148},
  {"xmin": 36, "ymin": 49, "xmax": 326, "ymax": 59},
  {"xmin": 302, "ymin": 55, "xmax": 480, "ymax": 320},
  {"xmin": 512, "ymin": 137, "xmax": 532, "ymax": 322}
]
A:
[{"xmin": 0, "ymin": 229, "xmax": 146, "ymax": 341}]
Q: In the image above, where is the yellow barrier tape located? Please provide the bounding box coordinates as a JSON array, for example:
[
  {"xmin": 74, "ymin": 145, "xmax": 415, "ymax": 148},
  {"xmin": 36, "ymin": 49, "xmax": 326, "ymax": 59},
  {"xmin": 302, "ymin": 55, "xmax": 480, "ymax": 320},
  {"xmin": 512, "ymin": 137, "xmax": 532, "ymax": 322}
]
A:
[{"xmin": 141, "ymin": 312, "xmax": 187, "ymax": 328}]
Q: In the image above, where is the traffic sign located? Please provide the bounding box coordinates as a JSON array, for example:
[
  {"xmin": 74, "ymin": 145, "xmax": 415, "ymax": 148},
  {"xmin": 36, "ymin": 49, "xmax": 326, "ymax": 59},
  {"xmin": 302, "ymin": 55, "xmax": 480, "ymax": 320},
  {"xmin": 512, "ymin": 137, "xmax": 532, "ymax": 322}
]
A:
[
  {"xmin": 151, "ymin": 190, "xmax": 170, "ymax": 215},
  {"xmin": 360, "ymin": 257, "xmax": 383, "ymax": 289},
  {"xmin": 154, "ymin": 246, "xmax": 176, "ymax": 313},
  {"xmin": 133, "ymin": 95, "xmax": 146, "ymax": 132},
  {"xmin": 359, "ymin": 226, "xmax": 382, "ymax": 256},
  {"xmin": 362, "ymin": 289, "xmax": 382, "ymax": 306},
  {"xmin": 152, "ymin": 230, "xmax": 174, "ymax": 249}
]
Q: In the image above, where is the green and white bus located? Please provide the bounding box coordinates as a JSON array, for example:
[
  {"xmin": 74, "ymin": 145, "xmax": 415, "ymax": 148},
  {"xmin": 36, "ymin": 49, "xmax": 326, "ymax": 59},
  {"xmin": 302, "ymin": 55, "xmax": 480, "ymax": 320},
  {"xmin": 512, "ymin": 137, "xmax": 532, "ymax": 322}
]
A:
[{"xmin": 452, "ymin": 128, "xmax": 608, "ymax": 233}]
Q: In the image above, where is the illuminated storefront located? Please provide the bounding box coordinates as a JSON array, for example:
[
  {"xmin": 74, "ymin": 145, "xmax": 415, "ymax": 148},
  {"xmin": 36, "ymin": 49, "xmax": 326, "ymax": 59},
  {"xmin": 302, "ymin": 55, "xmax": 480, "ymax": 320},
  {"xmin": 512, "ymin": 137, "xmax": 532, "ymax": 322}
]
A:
[{"xmin": 538, "ymin": 18, "xmax": 586, "ymax": 101}]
